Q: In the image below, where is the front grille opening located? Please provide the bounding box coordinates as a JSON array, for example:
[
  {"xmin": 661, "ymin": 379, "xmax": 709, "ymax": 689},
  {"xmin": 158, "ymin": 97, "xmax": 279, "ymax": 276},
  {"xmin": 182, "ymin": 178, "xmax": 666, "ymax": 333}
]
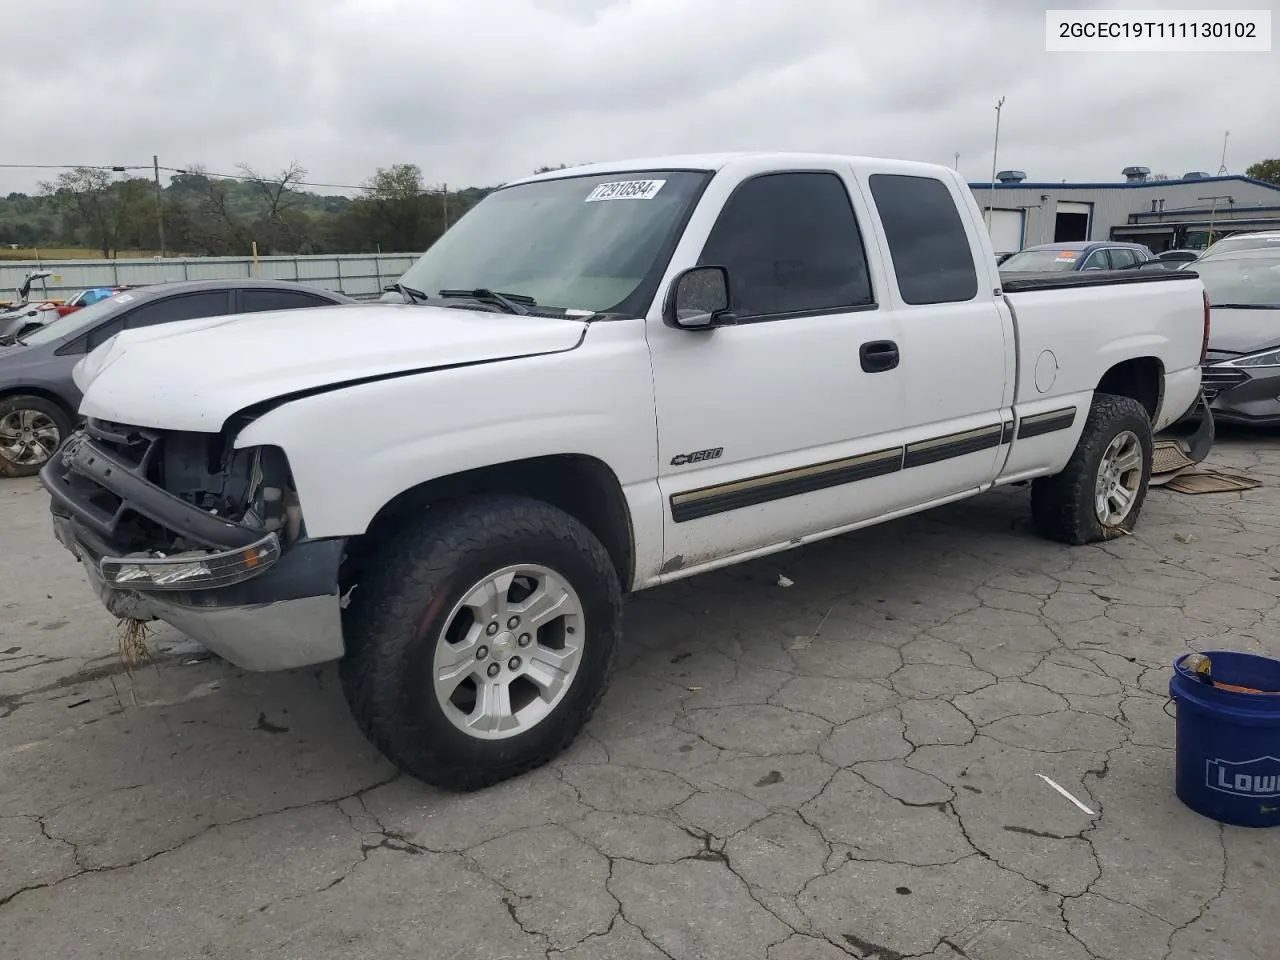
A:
[
  {"xmin": 85, "ymin": 418, "xmax": 158, "ymax": 470},
  {"xmin": 84, "ymin": 486, "xmax": 123, "ymax": 517},
  {"xmin": 1201, "ymin": 367, "xmax": 1247, "ymax": 393}
]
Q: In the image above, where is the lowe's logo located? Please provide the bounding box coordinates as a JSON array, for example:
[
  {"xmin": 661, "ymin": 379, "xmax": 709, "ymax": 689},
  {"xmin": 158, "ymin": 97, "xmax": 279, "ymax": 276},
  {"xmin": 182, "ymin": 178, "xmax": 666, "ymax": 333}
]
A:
[{"xmin": 1206, "ymin": 757, "xmax": 1280, "ymax": 798}]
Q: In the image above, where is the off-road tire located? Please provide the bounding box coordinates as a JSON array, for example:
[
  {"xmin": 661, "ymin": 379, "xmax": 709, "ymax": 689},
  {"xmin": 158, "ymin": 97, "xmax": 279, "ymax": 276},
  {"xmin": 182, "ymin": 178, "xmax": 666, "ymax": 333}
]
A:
[
  {"xmin": 1030, "ymin": 393, "xmax": 1153, "ymax": 545},
  {"xmin": 339, "ymin": 494, "xmax": 622, "ymax": 791},
  {"xmin": 0, "ymin": 394, "xmax": 72, "ymax": 478}
]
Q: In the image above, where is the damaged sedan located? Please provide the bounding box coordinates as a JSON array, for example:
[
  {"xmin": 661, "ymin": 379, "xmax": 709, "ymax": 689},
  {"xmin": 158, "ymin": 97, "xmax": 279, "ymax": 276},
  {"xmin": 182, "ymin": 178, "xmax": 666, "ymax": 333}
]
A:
[{"xmin": 1197, "ymin": 248, "xmax": 1280, "ymax": 425}]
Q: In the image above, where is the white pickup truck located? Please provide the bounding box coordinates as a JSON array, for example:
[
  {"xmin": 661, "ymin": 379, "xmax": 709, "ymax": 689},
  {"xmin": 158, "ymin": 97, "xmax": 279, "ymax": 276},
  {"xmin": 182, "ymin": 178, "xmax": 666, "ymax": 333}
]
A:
[{"xmin": 41, "ymin": 153, "xmax": 1210, "ymax": 790}]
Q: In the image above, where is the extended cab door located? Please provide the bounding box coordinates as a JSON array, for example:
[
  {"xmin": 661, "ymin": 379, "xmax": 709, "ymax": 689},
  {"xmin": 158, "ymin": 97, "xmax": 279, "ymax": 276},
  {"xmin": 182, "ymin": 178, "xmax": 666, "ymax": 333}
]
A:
[
  {"xmin": 646, "ymin": 163, "xmax": 909, "ymax": 574},
  {"xmin": 858, "ymin": 168, "xmax": 1013, "ymax": 499}
]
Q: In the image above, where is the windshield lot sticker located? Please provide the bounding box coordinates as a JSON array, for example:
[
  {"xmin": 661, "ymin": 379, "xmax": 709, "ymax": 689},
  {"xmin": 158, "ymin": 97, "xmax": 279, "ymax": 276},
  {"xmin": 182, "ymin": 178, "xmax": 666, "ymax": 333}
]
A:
[
  {"xmin": 585, "ymin": 179, "xmax": 666, "ymax": 202},
  {"xmin": 113, "ymin": 294, "xmax": 134, "ymax": 303}
]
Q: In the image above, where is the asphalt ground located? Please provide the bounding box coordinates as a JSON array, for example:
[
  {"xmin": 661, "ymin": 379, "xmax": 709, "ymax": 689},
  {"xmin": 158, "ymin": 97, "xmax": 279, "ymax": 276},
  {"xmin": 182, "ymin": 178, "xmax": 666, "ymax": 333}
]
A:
[{"xmin": 3, "ymin": 433, "xmax": 1278, "ymax": 959}]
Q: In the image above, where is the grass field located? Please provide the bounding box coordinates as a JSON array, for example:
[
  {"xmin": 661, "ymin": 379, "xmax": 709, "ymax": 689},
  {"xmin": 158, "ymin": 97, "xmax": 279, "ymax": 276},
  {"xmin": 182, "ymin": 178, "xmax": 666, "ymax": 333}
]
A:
[{"xmin": 0, "ymin": 247, "xmax": 162, "ymax": 261}]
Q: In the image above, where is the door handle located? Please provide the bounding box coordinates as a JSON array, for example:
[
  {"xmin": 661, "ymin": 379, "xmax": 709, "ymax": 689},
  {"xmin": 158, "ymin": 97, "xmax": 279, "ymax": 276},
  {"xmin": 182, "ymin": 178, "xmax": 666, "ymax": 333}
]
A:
[{"xmin": 860, "ymin": 340, "xmax": 899, "ymax": 373}]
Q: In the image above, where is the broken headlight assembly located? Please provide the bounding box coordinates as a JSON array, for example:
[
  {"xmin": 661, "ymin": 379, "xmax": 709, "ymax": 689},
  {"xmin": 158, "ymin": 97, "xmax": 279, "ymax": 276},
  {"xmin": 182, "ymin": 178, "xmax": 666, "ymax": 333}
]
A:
[{"xmin": 93, "ymin": 428, "xmax": 305, "ymax": 591}]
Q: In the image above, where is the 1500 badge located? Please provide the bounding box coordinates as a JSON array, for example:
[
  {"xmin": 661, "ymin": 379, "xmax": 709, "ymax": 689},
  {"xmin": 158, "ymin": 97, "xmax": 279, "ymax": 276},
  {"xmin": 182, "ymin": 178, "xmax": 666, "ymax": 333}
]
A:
[{"xmin": 670, "ymin": 447, "xmax": 723, "ymax": 467}]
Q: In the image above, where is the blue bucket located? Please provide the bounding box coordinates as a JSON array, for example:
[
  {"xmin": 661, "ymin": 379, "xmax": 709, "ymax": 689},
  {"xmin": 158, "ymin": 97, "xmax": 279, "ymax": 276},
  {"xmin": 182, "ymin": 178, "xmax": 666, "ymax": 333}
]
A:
[{"xmin": 1169, "ymin": 650, "xmax": 1280, "ymax": 828}]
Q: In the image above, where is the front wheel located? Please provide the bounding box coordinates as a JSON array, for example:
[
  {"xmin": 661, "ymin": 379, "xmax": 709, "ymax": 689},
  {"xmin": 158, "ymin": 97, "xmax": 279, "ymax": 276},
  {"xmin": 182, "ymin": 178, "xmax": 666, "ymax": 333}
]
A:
[
  {"xmin": 1030, "ymin": 393, "xmax": 1154, "ymax": 545},
  {"xmin": 339, "ymin": 495, "xmax": 622, "ymax": 791},
  {"xmin": 0, "ymin": 395, "xmax": 72, "ymax": 478}
]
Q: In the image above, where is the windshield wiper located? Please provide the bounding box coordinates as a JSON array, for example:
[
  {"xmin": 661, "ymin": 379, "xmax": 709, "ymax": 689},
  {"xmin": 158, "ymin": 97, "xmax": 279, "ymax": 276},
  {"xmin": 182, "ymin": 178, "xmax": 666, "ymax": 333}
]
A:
[
  {"xmin": 438, "ymin": 288, "xmax": 534, "ymax": 315},
  {"xmin": 1210, "ymin": 303, "xmax": 1280, "ymax": 310},
  {"xmin": 386, "ymin": 282, "xmax": 430, "ymax": 304}
]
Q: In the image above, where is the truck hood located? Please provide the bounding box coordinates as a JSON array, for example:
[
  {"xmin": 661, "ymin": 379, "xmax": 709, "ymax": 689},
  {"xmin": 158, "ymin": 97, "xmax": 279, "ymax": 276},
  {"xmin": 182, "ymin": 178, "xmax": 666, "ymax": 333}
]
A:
[
  {"xmin": 76, "ymin": 302, "xmax": 588, "ymax": 431},
  {"xmin": 1206, "ymin": 306, "xmax": 1280, "ymax": 356}
]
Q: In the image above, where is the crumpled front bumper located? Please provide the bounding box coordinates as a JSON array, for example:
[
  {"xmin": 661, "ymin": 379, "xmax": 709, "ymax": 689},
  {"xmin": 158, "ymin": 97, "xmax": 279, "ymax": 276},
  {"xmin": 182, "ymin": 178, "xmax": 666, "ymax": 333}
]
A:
[{"xmin": 41, "ymin": 423, "xmax": 347, "ymax": 672}]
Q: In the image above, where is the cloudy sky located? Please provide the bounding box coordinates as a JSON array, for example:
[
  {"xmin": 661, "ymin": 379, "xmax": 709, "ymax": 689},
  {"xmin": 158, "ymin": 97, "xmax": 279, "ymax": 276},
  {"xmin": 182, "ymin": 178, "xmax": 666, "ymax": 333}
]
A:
[{"xmin": 2, "ymin": 0, "xmax": 1275, "ymax": 196}]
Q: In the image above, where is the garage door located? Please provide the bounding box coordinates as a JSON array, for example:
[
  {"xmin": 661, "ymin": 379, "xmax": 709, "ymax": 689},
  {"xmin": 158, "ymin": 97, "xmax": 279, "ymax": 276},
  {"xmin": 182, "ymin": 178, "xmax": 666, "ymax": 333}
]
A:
[{"xmin": 987, "ymin": 209, "xmax": 1025, "ymax": 252}]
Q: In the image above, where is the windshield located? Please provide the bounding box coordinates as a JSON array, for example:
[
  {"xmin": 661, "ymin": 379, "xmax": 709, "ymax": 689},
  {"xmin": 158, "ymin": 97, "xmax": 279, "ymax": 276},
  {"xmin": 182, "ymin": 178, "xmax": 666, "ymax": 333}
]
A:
[
  {"xmin": 1201, "ymin": 234, "xmax": 1280, "ymax": 259},
  {"xmin": 19, "ymin": 294, "xmax": 124, "ymax": 346},
  {"xmin": 395, "ymin": 170, "xmax": 710, "ymax": 314},
  {"xmin": 999, "ymin": 248, "xmax": 1083, "ymax": 272},
  {"xmin": 1195, "ymin": 254, "xmax": 1280, "ymax": 308}
]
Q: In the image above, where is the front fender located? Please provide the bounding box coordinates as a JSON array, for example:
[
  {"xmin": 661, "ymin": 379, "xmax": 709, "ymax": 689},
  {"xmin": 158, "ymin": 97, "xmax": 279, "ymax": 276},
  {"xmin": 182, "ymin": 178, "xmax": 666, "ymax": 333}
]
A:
[{"xmin": 231, "ymin": 342, "xmax": 658, "ymax": 540}]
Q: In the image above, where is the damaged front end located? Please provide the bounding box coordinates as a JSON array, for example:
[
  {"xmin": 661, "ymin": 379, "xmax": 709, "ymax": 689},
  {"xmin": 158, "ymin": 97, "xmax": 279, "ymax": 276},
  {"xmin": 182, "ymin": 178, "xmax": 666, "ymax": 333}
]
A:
[{"xmin": 40, "ymin": 417, "xmax": 346, "ymax": 670}]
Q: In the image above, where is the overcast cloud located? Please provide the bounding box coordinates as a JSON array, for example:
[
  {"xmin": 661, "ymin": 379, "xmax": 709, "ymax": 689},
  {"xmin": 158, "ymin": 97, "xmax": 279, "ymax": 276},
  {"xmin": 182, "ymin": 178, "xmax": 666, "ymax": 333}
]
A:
[{"xmin": 2, "ymin": 0, "xmax": 1275, "ymax": 195}]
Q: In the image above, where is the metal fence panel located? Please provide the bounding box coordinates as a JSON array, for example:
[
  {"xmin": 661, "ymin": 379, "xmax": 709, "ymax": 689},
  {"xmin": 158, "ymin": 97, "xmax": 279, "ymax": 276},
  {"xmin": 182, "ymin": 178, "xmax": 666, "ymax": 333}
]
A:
[{"xmin": 0, "ymin": 252, "xmax": 422, "ymax": 302}]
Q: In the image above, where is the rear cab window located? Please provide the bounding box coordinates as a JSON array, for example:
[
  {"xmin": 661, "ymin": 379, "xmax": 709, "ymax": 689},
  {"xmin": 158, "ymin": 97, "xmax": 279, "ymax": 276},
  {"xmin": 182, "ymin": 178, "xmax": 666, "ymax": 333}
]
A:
[{"xmin": 867, "ymin": 173, "xmax": 978, "ymax": 304}]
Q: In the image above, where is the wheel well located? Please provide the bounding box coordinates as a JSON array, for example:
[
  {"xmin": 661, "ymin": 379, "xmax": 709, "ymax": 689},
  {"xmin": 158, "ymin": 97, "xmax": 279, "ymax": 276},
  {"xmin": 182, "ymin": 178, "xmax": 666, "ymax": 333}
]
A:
[
  {"xmin": 342, "ymin": 454, "xmax": 636, "ymax": 592},
  {"xmin": 0, "ymin": 386, "xmax": 74, "ymax": 418},
  {"xmin": 1096, "ymin": 357, "xmax": 1163, "ymax": 420},
  {"xmin": 0, "ymin": 387, "xmax": 78, "ymax": 432}
]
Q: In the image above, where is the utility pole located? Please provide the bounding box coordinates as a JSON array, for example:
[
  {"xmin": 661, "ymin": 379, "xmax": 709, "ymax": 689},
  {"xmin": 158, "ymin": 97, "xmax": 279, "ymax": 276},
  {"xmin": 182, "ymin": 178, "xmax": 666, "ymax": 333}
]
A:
[
  {"xmin": 985, "ymin": 97, "xmax": 1005, "ymax": 228},
  {"xmin": 152, "ymin": 155, "xmax": 166, "ymax": 257},
  {"xmin": 442, "ymin": 182, "xmax": 449, "ymax": 230},
  {"xmin": 954, "ymin": 151, "xmax": 960, "ymax": 171},
  {"xmin": 1199, "ymin": 194, "xmax": 1233, "ymax": 247},
  {"xmin": 1217, "ymin": 130, "xmax": 1230, "ymax": 175}
]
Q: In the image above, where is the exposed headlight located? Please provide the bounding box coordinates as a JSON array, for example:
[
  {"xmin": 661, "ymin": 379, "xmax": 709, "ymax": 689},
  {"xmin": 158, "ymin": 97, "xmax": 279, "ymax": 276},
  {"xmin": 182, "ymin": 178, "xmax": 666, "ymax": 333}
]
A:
[{"xmin": 1223, "ymin": 350, "xmax": 1280, "ymax": 368}]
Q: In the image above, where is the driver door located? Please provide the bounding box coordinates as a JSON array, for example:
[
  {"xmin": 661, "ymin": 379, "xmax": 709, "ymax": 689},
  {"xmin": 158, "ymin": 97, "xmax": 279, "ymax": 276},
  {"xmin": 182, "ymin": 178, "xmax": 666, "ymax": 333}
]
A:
[{"xmin": 646, "ymin": 164, "xmax": 908, "ymax": 574}]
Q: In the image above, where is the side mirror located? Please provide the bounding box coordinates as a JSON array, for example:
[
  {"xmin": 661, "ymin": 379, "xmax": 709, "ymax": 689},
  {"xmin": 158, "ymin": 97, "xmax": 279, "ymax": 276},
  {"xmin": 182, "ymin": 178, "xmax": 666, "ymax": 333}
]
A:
[{"xmin": 666, "ymin": 265, "xmax": 733, "ymax": 330}]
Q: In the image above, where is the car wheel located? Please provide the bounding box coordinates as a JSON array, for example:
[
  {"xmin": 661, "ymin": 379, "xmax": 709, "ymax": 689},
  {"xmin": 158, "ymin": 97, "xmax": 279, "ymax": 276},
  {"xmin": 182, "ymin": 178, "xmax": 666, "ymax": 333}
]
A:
[
  {"xmin": 339, "ymin": 494, "xmax": 622, "ymax": 791},
  {"xmin": 0, "ymin": 395, "xmax": 72, "ymax": 479},
  {"xmin": 1030, "ymin": 393, "xmax": 1154, "ymax": 545}
]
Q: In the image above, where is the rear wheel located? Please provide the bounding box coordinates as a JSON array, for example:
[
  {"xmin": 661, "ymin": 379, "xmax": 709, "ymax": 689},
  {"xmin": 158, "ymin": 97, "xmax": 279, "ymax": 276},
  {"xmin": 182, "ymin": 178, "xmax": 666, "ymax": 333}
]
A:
[
  {"xmin": 0, "ymin": 395, "xmax": 72, "ymax": 478},
  {"xmin": 339, "ymin": 495, "xmax": 622, "ymax": 790},
  {"xmin": 1030, "ymin": 393, "xmax": 1153, "ymax": 545}
]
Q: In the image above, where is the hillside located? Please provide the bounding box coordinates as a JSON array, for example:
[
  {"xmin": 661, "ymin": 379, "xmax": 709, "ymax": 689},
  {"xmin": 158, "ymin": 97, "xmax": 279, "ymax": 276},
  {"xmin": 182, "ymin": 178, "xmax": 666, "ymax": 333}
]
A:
[{"xmin": 0, "ymin": 164, "xmax": 498, "ymax": 259}]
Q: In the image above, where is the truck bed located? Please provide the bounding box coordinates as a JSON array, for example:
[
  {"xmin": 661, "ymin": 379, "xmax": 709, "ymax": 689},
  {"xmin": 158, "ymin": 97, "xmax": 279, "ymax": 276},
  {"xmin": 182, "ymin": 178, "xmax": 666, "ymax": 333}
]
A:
[{"xmin": 1000, "ymin": 268, "xmax": 1200, "ymax": 293}]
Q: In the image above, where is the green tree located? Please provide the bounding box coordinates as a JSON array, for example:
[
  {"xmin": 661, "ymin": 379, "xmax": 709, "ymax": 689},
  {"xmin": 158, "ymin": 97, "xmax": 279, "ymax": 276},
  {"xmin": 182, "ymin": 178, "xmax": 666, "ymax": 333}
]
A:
[
  {"xmin": 362, "ymin": 163, "xmax": 437, "ymax": 251},
  {"xmin": 238, "ymin": 161, "xmax": 312, "ymax": 253},
  {"xmin": 40, "ymin": 168, "xmax": 151, "ymax": 257},
  {"xmin": 171, "ymin": 167, "xmax": 253, "ymax": 256},
  {"xmin": 1245, "ymin": 159, "xmax": 1280, "ymax": 185}
]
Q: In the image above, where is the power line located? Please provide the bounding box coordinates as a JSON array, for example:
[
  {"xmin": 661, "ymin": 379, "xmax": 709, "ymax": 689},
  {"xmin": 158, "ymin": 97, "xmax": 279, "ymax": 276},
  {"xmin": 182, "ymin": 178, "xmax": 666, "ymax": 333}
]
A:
[
  {"xmin": 0, "ymin": 161, "xmax": 371, "ymax": 191},
  {"xmin": 156, "ymin": 165, "xmax": 372, "ymax": 191},
  {"xmin": 0, "ymin": 161, "xmax": 457, "ymax": 194}
]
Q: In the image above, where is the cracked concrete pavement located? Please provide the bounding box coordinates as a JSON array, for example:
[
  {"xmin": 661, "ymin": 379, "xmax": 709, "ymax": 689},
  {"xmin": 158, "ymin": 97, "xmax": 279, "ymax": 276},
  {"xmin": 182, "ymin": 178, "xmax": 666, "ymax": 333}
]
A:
[{"xmin": 2, "ymin": 433, "xmax": 1278, "ymax": 960}]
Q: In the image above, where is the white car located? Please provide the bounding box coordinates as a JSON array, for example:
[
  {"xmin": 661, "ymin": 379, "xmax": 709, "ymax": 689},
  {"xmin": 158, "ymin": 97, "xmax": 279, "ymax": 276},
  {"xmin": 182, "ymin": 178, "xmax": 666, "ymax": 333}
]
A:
[
  {"xmin": 43, "ymin": 152, "xmax": 1209, "ymax": 790},
  {"xmin": 1196, "ymin": 230, "xmax": 1280, "ymax": 262}
]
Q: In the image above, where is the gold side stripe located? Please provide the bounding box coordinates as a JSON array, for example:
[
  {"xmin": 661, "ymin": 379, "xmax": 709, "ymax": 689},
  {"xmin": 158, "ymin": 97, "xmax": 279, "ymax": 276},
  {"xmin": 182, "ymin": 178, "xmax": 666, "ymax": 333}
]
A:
[
  {"xmin": 904, "ymin": 424, "xmax": 1002, "ymax": 454},
  {"xmin": 671, "ymin": 446, "xmax": 903, "ymax": 505}
]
